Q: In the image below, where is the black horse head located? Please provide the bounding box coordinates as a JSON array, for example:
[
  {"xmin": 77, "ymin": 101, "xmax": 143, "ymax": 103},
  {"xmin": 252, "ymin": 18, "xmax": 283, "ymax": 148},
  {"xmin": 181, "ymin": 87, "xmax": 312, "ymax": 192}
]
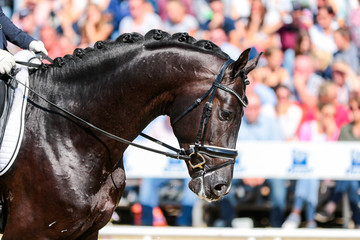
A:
[{"xmin": 170, "ymin": 48, "xmax": 261, "ymax": 201}]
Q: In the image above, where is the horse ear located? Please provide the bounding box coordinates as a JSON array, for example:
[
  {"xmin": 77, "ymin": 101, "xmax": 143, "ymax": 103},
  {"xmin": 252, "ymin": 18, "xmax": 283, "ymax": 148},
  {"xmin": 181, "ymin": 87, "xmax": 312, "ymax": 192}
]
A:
[
  {"xmin": 244, "ymin": 52, "xmax": 263, "ymax": 75},
  {"xmin": 231, "ymin": 48, "xmax": 251, "ymax": 76}
]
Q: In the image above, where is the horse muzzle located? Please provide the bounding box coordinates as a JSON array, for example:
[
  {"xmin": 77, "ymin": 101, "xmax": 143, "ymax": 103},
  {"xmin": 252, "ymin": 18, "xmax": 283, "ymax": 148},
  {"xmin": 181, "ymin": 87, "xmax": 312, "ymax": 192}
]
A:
[
  {"xmin": 186, "ymin": 145, "xmax": 236, "ymax": 201},
  {"xmin": 188, "ymin": 167, "xmax": 233, "ymax": 201}
]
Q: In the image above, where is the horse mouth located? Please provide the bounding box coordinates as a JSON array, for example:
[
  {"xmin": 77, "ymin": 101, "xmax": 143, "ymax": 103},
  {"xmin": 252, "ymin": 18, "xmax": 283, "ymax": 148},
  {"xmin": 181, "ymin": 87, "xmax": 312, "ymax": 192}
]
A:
[
  {"xmin": 187, "ymin": 153, "xmax": 234, "ymax": 201},
  {"xmin": 188, "ymin": 173, "xmax": 232, "ymax": 202}
]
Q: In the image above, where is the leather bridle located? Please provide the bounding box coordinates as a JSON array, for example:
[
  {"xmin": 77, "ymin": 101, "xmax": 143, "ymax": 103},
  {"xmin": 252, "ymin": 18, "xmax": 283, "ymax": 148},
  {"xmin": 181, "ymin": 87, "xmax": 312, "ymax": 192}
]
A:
[{"xmin": 168, "ymin": 59, "xmax": 249, "ymax": 178}]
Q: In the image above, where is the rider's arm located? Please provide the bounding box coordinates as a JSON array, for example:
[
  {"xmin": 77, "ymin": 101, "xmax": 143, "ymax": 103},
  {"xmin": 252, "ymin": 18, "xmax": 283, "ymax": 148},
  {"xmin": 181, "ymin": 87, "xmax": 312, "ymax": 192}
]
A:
[
  {"xmin": 0, "ymin": 7, "xmax": 35, "ymax": 51},
  {"xmin": 0, "ymin": 7, "xmax": 48, "ymax": 74}
]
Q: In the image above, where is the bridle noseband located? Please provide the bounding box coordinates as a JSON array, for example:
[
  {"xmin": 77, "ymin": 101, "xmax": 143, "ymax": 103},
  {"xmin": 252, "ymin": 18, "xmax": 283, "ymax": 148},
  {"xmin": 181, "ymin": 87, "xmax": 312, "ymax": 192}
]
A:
[{"xmin": 170, "ymin": 59, "xmax": 249, "ymax": 178}]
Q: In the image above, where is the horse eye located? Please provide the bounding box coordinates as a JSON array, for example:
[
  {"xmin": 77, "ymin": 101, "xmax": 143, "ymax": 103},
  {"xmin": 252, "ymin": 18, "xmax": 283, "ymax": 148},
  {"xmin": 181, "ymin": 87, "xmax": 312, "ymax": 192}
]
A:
[{"xmin": 219, "ymin": 109, "xmax": 233, "ymax": 121}]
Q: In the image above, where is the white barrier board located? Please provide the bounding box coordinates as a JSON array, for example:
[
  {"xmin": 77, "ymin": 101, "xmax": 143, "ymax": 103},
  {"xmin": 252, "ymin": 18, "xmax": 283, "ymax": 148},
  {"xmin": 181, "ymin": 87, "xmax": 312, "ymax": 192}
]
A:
[
  {"xmin": 124, "ymin": 141, "xmax": 360, "ymax": 180},
  {"xmin": 99, "ymin": 225, "xmax": 360, "ymax": 239}
]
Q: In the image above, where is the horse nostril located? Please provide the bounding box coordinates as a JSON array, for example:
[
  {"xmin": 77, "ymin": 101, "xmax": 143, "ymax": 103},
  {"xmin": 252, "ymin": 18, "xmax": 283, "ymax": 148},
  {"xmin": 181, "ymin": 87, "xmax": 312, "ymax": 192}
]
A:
[
  {"xmin": 213, "ymin": 183, "xmax": 228, "ymax": 197},
  {"xmin": 215, "ymin": 184, "xmax": 225, "ymax": 191}
]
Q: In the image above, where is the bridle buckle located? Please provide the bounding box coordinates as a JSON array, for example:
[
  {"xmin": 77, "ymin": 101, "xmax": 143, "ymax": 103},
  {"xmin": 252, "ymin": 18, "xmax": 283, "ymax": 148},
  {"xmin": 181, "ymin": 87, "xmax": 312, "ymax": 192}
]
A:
[{"xmin": 188, "ymin": 152, "xmax": 206, "ymax": 169}]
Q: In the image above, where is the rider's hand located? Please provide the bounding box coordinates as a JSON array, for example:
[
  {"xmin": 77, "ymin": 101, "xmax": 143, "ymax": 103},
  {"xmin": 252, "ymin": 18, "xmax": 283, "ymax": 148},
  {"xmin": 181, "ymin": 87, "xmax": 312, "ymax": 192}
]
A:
[
  {"xmin": 29, "ymin": 40, "xmax": 48, "ymax": 56},
  {"xmin": 0, "ymin": 49, "xmax": 16, "ymax": 75}
]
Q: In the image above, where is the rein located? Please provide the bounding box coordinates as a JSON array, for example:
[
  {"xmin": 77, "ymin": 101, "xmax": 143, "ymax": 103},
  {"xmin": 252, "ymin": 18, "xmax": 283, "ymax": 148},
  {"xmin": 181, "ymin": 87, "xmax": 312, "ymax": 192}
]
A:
[
  {"xmin": 10, "ymin": 75, "xmax": 191, "ymax": 161},
  {"xmin": 14, "ymin": 56, "xmax": 248, "ymax": 179},
  {"xmin": 15, "ymin": 52, "xmax": 54, "ymax": 66}
]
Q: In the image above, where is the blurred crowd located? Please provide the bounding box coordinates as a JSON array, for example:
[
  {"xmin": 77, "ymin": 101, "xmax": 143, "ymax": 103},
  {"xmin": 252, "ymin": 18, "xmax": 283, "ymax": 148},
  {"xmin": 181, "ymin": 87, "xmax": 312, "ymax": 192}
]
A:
[
  {"xmin": 3, "ymin": 0, "xmax": 360, "ymax": 103},
  {"xmin": 4, "ymin": 0, "xmax": 360, "ymax": 230}
]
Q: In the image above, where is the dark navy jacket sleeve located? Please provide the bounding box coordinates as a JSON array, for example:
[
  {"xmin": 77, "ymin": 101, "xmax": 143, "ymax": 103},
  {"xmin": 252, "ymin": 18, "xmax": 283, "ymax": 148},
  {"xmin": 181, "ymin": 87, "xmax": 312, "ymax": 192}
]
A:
[{"xmin": 0, "ymin": 7, "xmax": 35, "ymax": 50}]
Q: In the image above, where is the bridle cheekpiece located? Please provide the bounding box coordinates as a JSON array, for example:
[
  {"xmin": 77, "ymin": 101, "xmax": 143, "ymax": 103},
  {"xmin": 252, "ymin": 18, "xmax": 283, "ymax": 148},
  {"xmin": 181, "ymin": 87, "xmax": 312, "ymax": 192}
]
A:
[{"xmin": 171, "ymin": 59, "xmax": 249, "ymax": 178}]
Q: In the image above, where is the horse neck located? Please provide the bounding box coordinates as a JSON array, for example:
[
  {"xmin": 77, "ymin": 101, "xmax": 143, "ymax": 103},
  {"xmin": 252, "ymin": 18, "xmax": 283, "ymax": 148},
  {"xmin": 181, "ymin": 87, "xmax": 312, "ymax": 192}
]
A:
[
  {"xmin": 29, "ymin": 47, "xmax": 219, "ymax": 144},
  {"xmin": 118, "ymin": 50, "xmax": 218, "ymax": 140}
]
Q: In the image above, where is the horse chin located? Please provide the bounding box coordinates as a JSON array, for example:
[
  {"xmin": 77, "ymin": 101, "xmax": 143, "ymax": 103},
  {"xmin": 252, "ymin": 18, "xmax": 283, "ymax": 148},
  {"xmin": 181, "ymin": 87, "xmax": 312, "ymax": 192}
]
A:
[{"xmin": 188, "ymin": 172, "xmax": 232, "ymax": 202}]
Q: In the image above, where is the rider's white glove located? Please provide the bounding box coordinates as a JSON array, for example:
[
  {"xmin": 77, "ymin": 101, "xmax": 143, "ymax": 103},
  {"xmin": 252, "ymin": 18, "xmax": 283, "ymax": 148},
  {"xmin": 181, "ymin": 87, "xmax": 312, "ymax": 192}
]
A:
[
  {"xmin": 29, "ymin": 40, "xmax": 48, "ymax": 56},
  {"xmin": 0, "ymin": 49, "xmax": 16, "ymax": 74}
]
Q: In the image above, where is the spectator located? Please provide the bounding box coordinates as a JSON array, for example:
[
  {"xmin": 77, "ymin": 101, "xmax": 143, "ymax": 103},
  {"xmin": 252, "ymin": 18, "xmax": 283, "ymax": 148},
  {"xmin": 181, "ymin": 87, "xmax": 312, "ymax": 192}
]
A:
[
  {"xmin": 119, "ymin": 0, "xmax": 162, "ymax": 35},
  {"xmin": 317, "ymin": 81, "xmax": 351, "ymax": 128},
  {"xmin": 310, "ymin": 48, "xmax": 333, "ymax": 80},
  {"xmin": 227, "ymin": 0, "xmax": 251, "ymax": 21},
  {"xmin": 327, "ymin": 0, "xmax": 347, "ymax": 28},
  {"xmin": 136, "ymin": 116, "xmax": 196, "ymax": 226},
  {"xmin": 331, "ymin": 62, "xmax": 360, "ymax": 106},
  {"xmin": 263, "ymin": 84, "xmax": 304, "ymax": 226},
  {"xmin": 208, "ymin": 27, "xmax": 240, "ymax": 60},
  {"xmin": 246, "ymin": 73, "xmax": 278, "ymax": 107},
  {"xmin": 105, "ymin": 0, "xmax": 130, "ymax": 36},
  {"xmin": 238, "ymin": 92, "xmax": 284, "ymax": 141},
  {"xmin": 283, "ymin": 29, "xmax": 313, "ymax": 77},
  {"xmin": 263, "ymin": 84, "xmax": 303, "ymax": 141},
  {"xmin": 40, "ymin": 25, "xmax": 65, "ymax": 59},
  {"xmin": 308, "ymin": 5, "xmax": 338, "ymax": 54},
  {"xmin": 315, "ymin": 95, "xmax": 360, "ymax": 228},
  {"xmin": 31, "ymin": 0, "xmax": 61, "ymax": 30},
  {"xmin": 293, "ymin": 55, "xmax": 325, "ymax": 118},
  {"xmin": 92, "ymin": 0, "xmax": 112, "ymax": 11},
  {"xmin": 333, "ymin": 27, "xmax": 360, "ymax": 74},
  {"xmin": 200, "ymin": 0, "xmax": 237, "ymax": 46},
  {"xmin": 294, "ymin": 30, "xmax": 313, "ymax": 57},
  {"xmin": 240, "ymin": 0, "xmax": 281, "ymax": 53},
  {"xmin": 276, "ymin": 3, "xmax": 308, "ymax": 53},
  {"xmin": 231, "ymin": 19, "xmax": 247, "ymax": 52},
  {"xmin": 139, "ymin": 178, "xmax": 195, "ymax": 226},
  {"xmin": 80, "ymin": 3, "xmax": 114, "ymax": 47},
  {"xmin": 338, "ymin": 92, "xmax": 360, "ymax": 149},
  {"xmin": 57, "ymin": 0, "xmax": 87, "ymax": 45},
  {"xmin": 163, "ymin": 0, "xmax": 198, "ymax": 34},
  {"xmin": 267, "ymin": 177, "xmax": 288, "ymax": 227},
  {"xmin": 282, "ymin": 101, "xmax": 340, "ymax": 229},
  {"xmin": 12, "ymin": 7, "xmax": 40, "ymax": 40},
  {"xmin": 263, "ymin": 0, "xmax": 290, "ymax": 27},
  {"xmin": 240, "ymin": 92, "xmax": 286, "ymax": 228},
  {"xmin": 272, "ymin": 2, "xmax": 312, "ymax": 77},
  {"xmin": 348, "ymin": 0, "xmax": 360, "ymax": 49},
  {"xmin": 300, "ymin": 7, "xmax": 314, "ymax": 30},
  {"xmin": 58, "ymin": 33, "xmax": 77, "ymax": 57},
  {"xmin": 214, "ymin": 92, "xmax": 286, "ymax": 227},
  {"xmin": 192, "ymin": 0, "xmax": 212, "ymax": 25},
  {"xmin": 16, "ymin": 0, "xmax": 38, "ymax": 13},
  {"xmin": 156, "ymin": 0, "xmax": 195, "ymax": 21},
  {"xmin": 251, "ymin": 47, "xmax": 291, "ymax": 89}
]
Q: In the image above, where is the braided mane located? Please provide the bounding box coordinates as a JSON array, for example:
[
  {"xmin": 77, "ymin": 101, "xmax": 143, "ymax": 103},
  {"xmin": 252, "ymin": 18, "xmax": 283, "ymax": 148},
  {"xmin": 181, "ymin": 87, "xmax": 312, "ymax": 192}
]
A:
[{"xmin": 35, "ymin": 29, "xmax": 230, "ymax": 73}]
